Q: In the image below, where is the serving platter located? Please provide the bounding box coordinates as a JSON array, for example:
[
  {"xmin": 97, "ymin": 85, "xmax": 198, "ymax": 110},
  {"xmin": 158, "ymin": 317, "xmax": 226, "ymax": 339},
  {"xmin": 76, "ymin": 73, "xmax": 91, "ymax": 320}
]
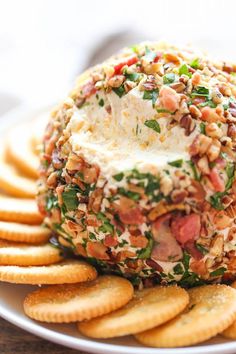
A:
[{"xmin": 1, "ymin": 105, "xmax": 236, "ymax": 354}]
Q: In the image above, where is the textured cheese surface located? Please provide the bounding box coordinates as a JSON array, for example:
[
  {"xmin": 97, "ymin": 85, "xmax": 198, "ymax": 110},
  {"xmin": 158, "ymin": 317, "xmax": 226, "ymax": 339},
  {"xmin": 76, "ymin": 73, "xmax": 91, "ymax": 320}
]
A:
[{"xmin": 68, "ymin": 87, "xmax": 197, "ymax": 179}]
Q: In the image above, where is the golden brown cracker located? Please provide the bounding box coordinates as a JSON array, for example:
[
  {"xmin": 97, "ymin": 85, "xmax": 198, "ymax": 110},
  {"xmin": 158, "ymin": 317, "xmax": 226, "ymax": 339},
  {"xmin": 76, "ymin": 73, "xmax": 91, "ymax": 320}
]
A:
[
  {"xmin": 0, "ymin": 240, "xmax": 62, "ymax": 266},
  {"xmin": 5, "ymin": 123, "xmax": 39, "ymax": 179},
  {"xmin": 135, "ymin": 285, "xmax": 236, "ymax": 347},
  {"xmin": 0, "ymin": 260, "xmax": 97, "ymax": 284},
  {"xmin": 23, "ymin": 275, "xmax": 134, "ymax": 323},
  {"xmin": 0, "ymin": 221, "xmax": 50, "ymax": 244},
  {"xmin": 78, "ymin": 285, "xmax": 189, "ymax": 338},
  {"xmin": 221, "ymin": 281, "xmax": 236, "ymax": 339},
  {"xmin": 0, "ymin": 147, "xmax": 36, "ymax": 198},
  {"xmin": 0, "ymin": 195, "xmax": 43, "ymax": 224}
]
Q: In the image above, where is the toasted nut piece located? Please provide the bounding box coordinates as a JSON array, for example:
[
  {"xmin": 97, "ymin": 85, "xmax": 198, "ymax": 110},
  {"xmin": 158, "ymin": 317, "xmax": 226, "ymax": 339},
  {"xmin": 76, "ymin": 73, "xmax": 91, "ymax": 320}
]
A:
[
  {"xmin": 108, "ymin": 75, "xmax": 125, "ymax": 88},
  {"xmin": 205, "ymin": 123, "xmax": 223, "ymax": 139},
  {"xmin": 189, "ymin": 105, "xmax": 202, "ymax": 119},
  {"xmin": 207, "ymin": 139, "xmax": 221, "ymax": 161},
  {"xmin": 197, "ymin": 156, "xmax": 210, "ymax": 175}
]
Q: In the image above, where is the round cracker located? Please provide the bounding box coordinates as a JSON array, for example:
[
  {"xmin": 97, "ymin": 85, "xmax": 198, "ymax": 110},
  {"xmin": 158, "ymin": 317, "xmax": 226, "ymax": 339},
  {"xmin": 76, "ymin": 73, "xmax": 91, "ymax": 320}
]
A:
[
  {"xmin": 135, "ymin": 285, "xmax": 236, "ymax": 348},
  {"xmin": 221, "ymin": 281, "xmax": 236, "ymax": 339},
  {"xmin": 0, "ymin": 260, "xmax": 97, "ymax": 284},
  {"xmin": 5, "ymin": 123, "xmax": 39, "ymax": 179},
  {"xmin": 0, "ymin": 147, "xmax": 36, "ymax": 198},
  {"xmin": 78, "ymin": 286, "xmax": 189, "ymax": 338},
  {"xmin": 0, "ymin": 221, "xmax": 50, "ymax": 243},
  {"xmin": 0, "ymin": 240, "xmax": 62, "ymax": 266},
  {"xmin": 23, "ymin": 275, "xmax": 134, "ymax": 323},
  {"xmin": 0, "ymin": 195, "xmax": 43, "ymax": 224}
]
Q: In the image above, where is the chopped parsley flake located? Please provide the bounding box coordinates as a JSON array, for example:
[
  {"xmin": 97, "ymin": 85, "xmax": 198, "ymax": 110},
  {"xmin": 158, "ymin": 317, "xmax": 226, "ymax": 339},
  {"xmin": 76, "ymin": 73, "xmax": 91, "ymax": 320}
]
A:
[
  {"xmin": 124, "ymin": 71, "xmax": 141, "ymax": 82},
  {"xmin": 113, "ymin": 85, "xmax": 125, "ymax": 98},
  {"xmin": 46, "ymin": 194, "xmax": 58, "ymax": 211},
  {"xmin": 196, "ymin": 243, "xmax": 208, "ymax": 255},
  {"xmin": 190, "ymin": 58, "xmax": 199, "ymax": 69},
  {"xmin": 200, "ymin": 122, "xmax": 206, "ymax": 134},
  {"xmin": 137, "ymin": 234, "xmax": 153, "ymax": 259},
  {"xmin": 118, "ymin": 187, "xmax": 141, "ymax": 201},
  {"xmin": 173, "ymin": 263, "xmax": 184, "ymax": 275},
  {"xmin": 187, "ymin": 160, "xmax": 201, "ymax": 181},
  {"xmin": 198, "ymin": 100, "xmax": 217, "ymax": 108},
  {"xmin": 168, "ymin": 159, "xmax": 183, "ymax": 168},
  {"xmin": 98, "ymin": 98, "xmax": 104, "ymax": 107},
  {"xmin": 113, "ymin": 172, "xmax": 124, "ymax": 182},
  {"xmin": 62, "ymin": 187, "xmax": 79, "ymax": 211},
  {"xmin": 144, "ymin": 119, "xmax": 161, "ymax": 133},
  {"xmin": 191, "ymin": 86, "xmax": 210, "ymax": 98},
  {"xmin": 179, "ymin": 64, "xmax": 192, "ymax": 78},
  {"xmin": 143, "ymin": 89, "xmax": 158, "ymax": 106},
  {"xmin": 210, "ymin": 267, "xmax": 226, "ymax": 277}
]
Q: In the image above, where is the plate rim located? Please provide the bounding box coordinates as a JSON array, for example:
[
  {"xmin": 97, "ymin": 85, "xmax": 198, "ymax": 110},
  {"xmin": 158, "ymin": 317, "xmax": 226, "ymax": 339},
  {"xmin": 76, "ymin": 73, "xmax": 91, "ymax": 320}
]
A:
[{"xmin": 1, "ymin": 104, "xmax": 236, "ymax": 354}]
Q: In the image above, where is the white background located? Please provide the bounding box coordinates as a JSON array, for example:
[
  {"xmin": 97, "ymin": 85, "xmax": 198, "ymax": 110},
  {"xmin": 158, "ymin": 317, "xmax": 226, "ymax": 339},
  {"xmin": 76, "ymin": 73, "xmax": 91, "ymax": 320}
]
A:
[{"xmin": 0, "ymin": 0, "xmax": 235, "ymax": 112}]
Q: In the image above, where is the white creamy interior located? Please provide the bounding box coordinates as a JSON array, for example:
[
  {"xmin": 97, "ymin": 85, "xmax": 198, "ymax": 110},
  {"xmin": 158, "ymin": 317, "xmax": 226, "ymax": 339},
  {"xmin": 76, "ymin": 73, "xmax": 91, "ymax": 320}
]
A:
[{"xmin": 68, "ymin": 87, "xmax": 197, "ymax": 179}]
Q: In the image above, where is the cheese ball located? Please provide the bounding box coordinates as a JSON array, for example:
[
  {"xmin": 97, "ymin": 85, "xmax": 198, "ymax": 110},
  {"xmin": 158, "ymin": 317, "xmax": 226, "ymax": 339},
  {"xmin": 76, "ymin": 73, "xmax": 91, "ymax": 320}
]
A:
[{"xmin": 38, "ymin": 42, "xmax": 236, "ymax": 287}]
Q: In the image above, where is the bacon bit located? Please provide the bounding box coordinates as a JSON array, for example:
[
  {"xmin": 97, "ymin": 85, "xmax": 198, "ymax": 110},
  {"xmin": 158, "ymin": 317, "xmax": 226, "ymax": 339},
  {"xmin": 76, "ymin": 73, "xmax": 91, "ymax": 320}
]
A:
[
  {"xmin": 50, "ymin": 208, "xmax": 61, "ymax": 224},
  {"xmin": 130, "ymin": 235, "xmax": 148, "ymax": 248},
  {"xmin": 190, "ymin": 259, "xmax": 208, "ymax": 276},
  {"xmin": 86, "ymin": 241, "xmax": 109, "ymax": 260},
  {"xmin": 119, "ymin": 207, "xmax": 145, "ymax": 225},
  {"xmin": 171, "ymin": 190, "xmax": 188, "ymax": 203},
  {"xmin": 146, "ymin": 259, "xmax": 163, "ymax": 272},
  {"xmin": 151, "ymin": 216, "xmax": 183, "ymax": 262},
  {"xmin": 188, "ymin": 180, "xmax": 206, "ymax": 202},
  {"xmin": 114, "ymin": 55, "xmax": 138, "ymax": 75},
  {"xmin": 227, "ymin": 227, "xmax": 236, "ymax": 242},
  {"xmin": 81, "ymin": 80, "xmax": 96, "ymax": 98},
  {"xmin": 76, "ymin": 243, "xmax": 87, "ymax": 257},
  {"xmin": 104, "ymin": 235, "xmax": 118, "ymax": 247},
  {"xmin": 192, "ymin": 97, "xmax": 206, "ymax": 105},
  {"xmin": 159, "ymin": 86, "xmax": 180, "ymax": 112},
  {"xmin": 179, "ymin": 114, "xmax": 196, "ymax": 136},
  {"xmin": 226, "ymin": 205, "xmax": 236, "ymax": 220},
  {"xmin": 87, "ymin": 214, "xmax": 101, "ymax": 227},
  {"xmin": 88, "ymin": 188, "xmax": 103, "ymax": 213},
  {"xmin": 184, "ymin": 240, "xmax": 203, "ymax": 260},
  {"xmin": 201, "ymin": 107, "xmax": 221, "ymax": 123},
  {"xmin": 228, "ymin": 257, "xmax": 236, "ymax": 270},
  {"xmin": 171, "ymin": 213, "xmax": 201, "ymax": 245},
  {"xmin": 208, "ymin": 167, "xmax": 225, "ymax": 192},
  {"xmin": 192, "ymin": 72, "xmax": 201, "ymax": 86},
  {"xmin": 214, "ymin": 157, "xmax": 227, "ymax": 169}
]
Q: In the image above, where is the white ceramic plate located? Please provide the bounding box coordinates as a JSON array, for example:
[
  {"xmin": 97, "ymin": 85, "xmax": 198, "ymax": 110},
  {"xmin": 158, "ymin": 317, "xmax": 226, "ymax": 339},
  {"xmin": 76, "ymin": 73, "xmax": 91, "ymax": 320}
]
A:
[{"xmin": 1, "ymin": 105, "xmax": 236, "ymax": 354}]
